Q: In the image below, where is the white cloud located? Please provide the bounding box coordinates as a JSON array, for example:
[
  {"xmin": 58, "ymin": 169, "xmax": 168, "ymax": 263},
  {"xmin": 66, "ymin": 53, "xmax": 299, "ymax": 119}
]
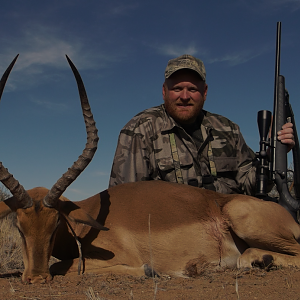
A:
[
  {"xmin": 240, "ymin": 0, "xmax": 300, "ymax": 12},
  {"xmin": 0, "ymin": 23, "xmax": 126, "ymax": 76},
  {"xmin": 0, "ymin": 23, "xmax": 129, "ymax": 93},
  {"xmin": 93, "ymin": 171, "xmax": 110, "ymax": 177},
  {"xmin": 153, "ymin": 43, "xmax": 268, "ymax": 67},
  {"xmin": 208, "ymin": 42, "xmax": 273, "ymax": 66},
  {"xmin": 266, "ymin": 0, "xmax": 300, "ymax": 10},
  {"xmin": 159, "ymin": 45, "xmax": 197, "ymax": 57},
  {"xmin": 109, "ymin": 3, "xmax": 139, "ymax": 15},
  {"xmin": 0, "ymin": 27, "xmax": 75, "ymax": 71},
  {"xmin": 30, "ymin": 98, "xmax": 68, "ymax": 112},
  {"xmin": 152, "ymin": 43, "xmax": 207, "ymax": 58},
  {"xmin": 209, "ymin": 51, "xmax": 261, "ymax": 66}
]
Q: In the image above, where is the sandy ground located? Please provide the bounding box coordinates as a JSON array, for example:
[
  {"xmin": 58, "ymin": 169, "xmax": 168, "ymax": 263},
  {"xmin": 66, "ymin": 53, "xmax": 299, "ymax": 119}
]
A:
[{"xmin": 0, "ymin": 266, "xmax": 300, "ymax": 300}]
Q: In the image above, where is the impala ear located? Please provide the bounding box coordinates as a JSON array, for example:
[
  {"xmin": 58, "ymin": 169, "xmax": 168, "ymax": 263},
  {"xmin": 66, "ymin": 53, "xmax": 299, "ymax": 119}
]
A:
[
  {"xmin": 0, "ymin": 198, "xmax": 14, "ymax": 219},
  {"xmin": 59, "ymin": 200, "xmax": 109, "ymax": 231},
  {"xmin": 0, "ymin": 195, "xmax": 26, "ymax": 218}
]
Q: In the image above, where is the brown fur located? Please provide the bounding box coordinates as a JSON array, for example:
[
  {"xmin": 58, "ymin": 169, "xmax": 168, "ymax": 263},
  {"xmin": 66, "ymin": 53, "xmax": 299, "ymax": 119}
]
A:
[{"xmin": 1, "ymin": 181, "xmax": 300, "ymax": 283}]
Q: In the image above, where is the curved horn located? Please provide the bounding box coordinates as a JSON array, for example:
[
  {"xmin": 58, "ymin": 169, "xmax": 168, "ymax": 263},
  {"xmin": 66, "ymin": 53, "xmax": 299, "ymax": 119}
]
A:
[
  {"xmin": 43, "ymin": 55, "xmax": 99, "ymax": 208},
  {"xmin": 0, "ymin": 55, "xmax": 19, "ymax": 101},
  {"xmin": 0, "ymin": 55, "xmax": 33, "ymax": 209}
]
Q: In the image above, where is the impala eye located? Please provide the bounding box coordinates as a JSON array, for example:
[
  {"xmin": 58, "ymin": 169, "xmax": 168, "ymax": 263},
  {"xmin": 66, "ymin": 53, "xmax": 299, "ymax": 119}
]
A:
[
  {"xmin": 56, "ymin": 215, "xmax": 61, "ymax": 227},
  {"xmin": 50, "ymin": 220, "xmax": 60, "ymax": 244}
]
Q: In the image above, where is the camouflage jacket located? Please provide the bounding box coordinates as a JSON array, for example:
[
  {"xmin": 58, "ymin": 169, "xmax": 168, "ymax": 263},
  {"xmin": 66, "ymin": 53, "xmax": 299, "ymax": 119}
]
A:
[{"xmin": 109, "ymin": 104, "xmax": 257, "ymax": 195}]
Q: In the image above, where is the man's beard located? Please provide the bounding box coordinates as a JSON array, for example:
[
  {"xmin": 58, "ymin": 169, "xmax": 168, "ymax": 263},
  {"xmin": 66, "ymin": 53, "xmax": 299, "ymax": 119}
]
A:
[{"xmin": 165, "ymin": 101, "xmax": 203, "ymax": 125}]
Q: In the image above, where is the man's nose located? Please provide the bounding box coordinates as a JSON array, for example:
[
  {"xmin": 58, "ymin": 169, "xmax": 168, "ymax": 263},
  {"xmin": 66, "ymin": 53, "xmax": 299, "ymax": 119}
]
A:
[{"xmin": 180, "ymin": 89, "xmax": 190, "ymax": 100}]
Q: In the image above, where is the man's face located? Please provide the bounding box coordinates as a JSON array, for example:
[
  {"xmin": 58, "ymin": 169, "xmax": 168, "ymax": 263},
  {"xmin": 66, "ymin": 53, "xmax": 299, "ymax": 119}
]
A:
[{"xmin": 162, "ymin": 69, "xmax": 208, "ymax": 125}]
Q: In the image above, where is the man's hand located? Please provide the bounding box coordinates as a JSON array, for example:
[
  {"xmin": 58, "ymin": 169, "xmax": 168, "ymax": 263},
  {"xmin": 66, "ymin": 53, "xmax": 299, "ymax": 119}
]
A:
[{"xmin": 277, "ymin": 122, "xmax": 294, "ymax": 152}]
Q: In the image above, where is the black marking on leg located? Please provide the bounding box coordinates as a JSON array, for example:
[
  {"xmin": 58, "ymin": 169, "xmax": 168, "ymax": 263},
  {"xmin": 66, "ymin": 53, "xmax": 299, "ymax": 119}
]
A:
[
  {"xmin": 144, "ymin": 264, "xmax": 160, "ymax": 278},
  {"xmin": 252, "ymin": 254, "xmax": 274, "ymax": 270}
]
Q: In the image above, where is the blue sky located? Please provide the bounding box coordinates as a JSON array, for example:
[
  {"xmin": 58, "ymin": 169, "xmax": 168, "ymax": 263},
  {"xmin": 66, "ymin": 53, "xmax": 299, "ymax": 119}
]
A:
[{"xmin": 1, "ymin": 0, "xmax": 300, "ymax": 201}]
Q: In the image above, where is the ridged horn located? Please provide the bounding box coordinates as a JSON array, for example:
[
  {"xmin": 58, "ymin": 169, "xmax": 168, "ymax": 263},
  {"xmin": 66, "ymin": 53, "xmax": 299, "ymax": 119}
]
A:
[
  {"xmin": 43, "ymin": 55, "xmax": 99, "ymax": 208},
  {"xmin": 0, "ymin": 55, "xmax": 33, "ymax": 209}
]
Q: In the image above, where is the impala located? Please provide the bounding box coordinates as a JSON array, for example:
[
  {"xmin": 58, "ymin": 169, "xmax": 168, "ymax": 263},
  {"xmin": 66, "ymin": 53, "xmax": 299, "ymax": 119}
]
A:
[{"xmin": 0, "ymin": 56, "xmax": 300, "ymax": 284}]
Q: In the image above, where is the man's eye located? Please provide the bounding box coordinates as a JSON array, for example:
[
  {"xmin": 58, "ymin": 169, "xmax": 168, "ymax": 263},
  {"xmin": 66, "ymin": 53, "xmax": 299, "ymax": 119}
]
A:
[{"xmin": 173, "ymin": 88, "xmax": 181, "ymax": 92}]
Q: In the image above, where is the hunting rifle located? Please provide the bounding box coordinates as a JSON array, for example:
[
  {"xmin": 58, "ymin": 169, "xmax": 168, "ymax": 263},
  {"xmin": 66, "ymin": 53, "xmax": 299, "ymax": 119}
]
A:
[{"xmin": 256, "ymin": 22, "xmax": 300, "ymax": 222}]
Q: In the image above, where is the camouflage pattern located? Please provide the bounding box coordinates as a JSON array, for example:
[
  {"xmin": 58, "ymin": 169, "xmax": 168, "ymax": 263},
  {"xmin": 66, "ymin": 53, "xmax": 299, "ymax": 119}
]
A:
[
  {"xmin": 164, "ymin": 54, "xmax": 206, "ymax": 81},
  {"xmin": 109, "ymin": 104, "xmax": 258, "ymax": 195}
]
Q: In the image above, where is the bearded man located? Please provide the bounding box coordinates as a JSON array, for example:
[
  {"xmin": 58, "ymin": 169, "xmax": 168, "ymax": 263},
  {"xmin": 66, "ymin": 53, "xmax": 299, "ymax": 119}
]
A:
[{"xmin": 109, "ymin": 55, "xmax": 294, "ymax": 195}]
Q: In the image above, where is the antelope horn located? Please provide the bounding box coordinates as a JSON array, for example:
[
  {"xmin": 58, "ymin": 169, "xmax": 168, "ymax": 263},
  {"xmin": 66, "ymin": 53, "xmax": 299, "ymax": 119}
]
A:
[
  {"xmin": 43, "ymin": 55, "xmax": 99, "ymax": 208},
  {"xmin": 0, "ymin": 55, "xmax": 33, "ymax": 209},
  {"xmin": 0, "ymin": 54, "xmax": 19, "ymax": 101}
]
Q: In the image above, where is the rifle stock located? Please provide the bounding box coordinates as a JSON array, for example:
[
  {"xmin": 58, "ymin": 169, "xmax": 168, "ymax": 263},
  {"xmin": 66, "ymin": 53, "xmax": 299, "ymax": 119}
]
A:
[{"xmin": 256, "ymin": 22, "xmax": 300, "ymax": 222}]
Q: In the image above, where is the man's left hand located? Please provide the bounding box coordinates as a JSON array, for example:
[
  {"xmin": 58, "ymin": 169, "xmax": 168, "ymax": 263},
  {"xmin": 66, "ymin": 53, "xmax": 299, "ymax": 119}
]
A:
[{"xmin": 277, "ymin": 122, "xmax": 295, "ymax": 152}]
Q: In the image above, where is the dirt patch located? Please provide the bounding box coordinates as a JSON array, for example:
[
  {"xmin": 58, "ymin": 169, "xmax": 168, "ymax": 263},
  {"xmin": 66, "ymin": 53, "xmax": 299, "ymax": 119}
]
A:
[{"xmin": 0, "ymin": 267, "xmax": 299, "ymax": 299}]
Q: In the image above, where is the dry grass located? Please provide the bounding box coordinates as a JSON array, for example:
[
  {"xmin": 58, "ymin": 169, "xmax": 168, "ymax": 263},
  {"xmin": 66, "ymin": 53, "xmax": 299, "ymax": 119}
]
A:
[
  {"xmin": 0, "ymin": 213, "xmax": 24, "ymax": 274},
  {"xmin": 0, "ymin": 186, "xmax": 24, "ymax": 274}
]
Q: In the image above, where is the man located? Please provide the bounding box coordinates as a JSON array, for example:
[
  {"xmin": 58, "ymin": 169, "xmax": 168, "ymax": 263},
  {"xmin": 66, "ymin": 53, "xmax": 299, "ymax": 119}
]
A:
[{"xmin": 109, "ymin": 54, "xmax": 294, "ymax": 195}]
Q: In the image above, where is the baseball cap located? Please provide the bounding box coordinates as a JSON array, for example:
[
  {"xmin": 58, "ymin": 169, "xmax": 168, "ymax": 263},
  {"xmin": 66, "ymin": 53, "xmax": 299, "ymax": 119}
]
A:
[{"xmin": 164, "ymin": 54, "xmax": 206, "ymax": 81}]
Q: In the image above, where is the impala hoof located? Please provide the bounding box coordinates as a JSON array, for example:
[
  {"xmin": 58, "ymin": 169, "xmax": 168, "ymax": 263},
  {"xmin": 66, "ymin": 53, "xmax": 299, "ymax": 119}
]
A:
[{"xmin": 22, "ymin": 273, "xmax": 53, "ymax": 284}]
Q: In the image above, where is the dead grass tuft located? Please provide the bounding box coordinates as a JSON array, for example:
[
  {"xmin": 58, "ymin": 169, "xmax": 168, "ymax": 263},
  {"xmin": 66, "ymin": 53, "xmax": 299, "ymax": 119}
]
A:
[
  {"xmin": 0, "ymin": 213, "xmax": 24, "ymax": 273},
  {"xmin": 85, "ymin": 286, "xmax": 107, "ymax": 300},
  {"xmin": 0, "ymin": 186, "xmax": 24, "ymax": 274}
]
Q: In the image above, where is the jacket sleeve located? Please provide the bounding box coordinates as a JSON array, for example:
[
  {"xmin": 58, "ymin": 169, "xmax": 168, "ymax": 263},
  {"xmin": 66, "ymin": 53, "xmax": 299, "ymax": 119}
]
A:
[
  {"xmin": 235, "ymin": 129, "xmax": 258, "ymax": 195},
  {"xmin": 108, "ymin": 126, "xmax": 152, "ymax": 187}
]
